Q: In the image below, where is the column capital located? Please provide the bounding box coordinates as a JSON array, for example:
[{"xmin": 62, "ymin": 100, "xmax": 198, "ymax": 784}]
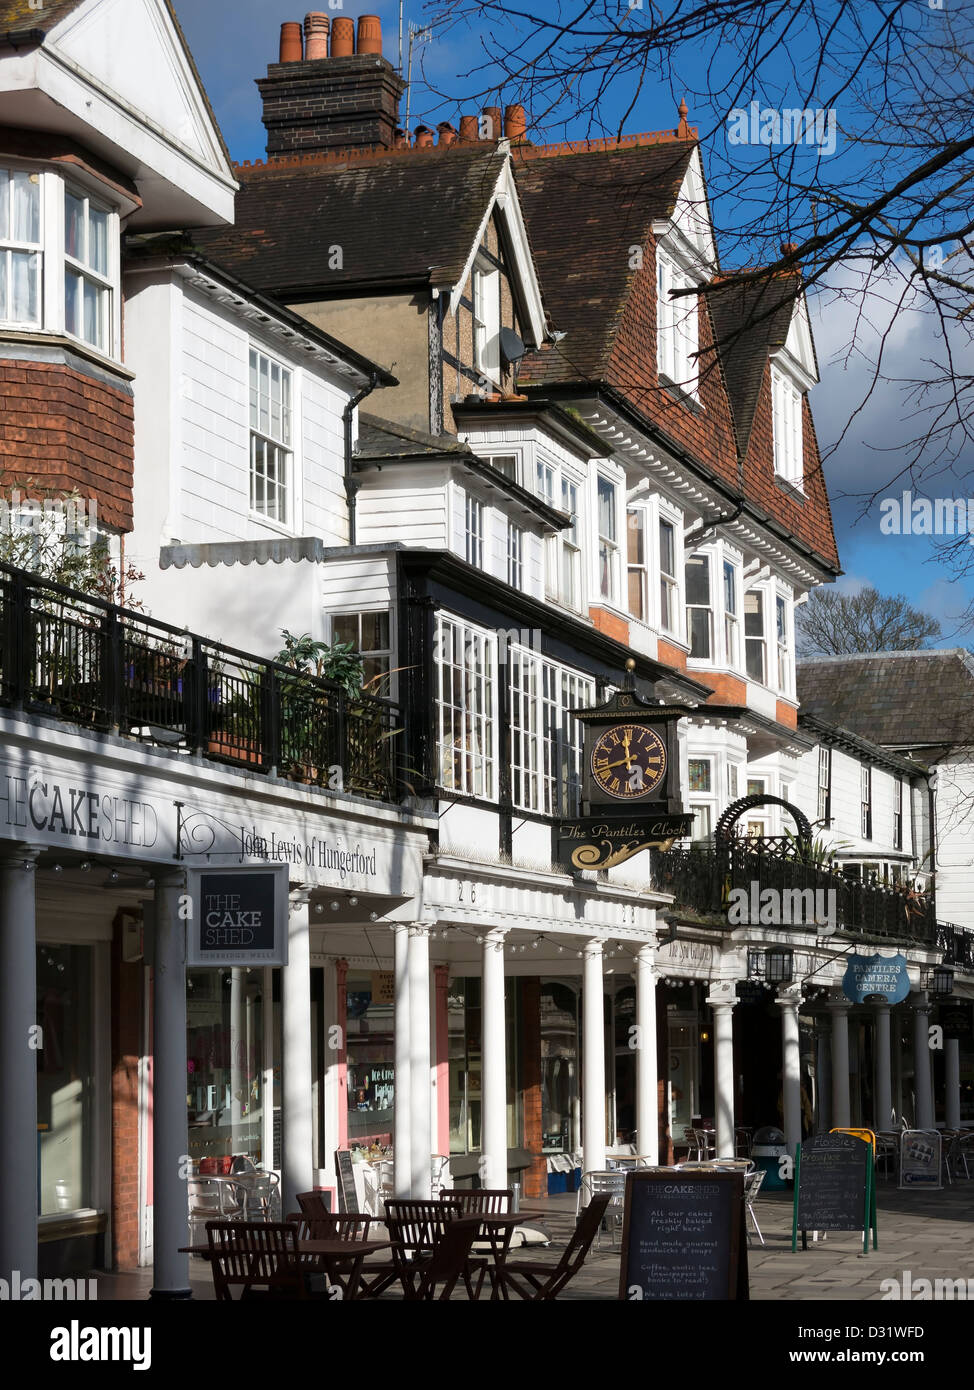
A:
[
  {"xmin": 775, "ymin": 984, "xmax": 803, "ymax": 1008},
  {"xmin": 706, "ymin": 979, "xmax": 738, "ymax": 1010},
  {"xmin": 289, "ymin": 887, "xmax": 312, "ymax": 910},
  {"xmin": 583, "ymin": 937, "xmax": 604, "ymax": 960},
  {"xmin": 827, "ymin": 994, "xmax": 853, "ymax": 1012},
  {"xmin": 636, "ymin": 942, "xmax": 655, "ymax": 966},
  {"xmin": 408, "ymin": 922, "xmax": 432, "ymax": 939},
  {"xmin": 482, "ymin": 927, "xmax": 507, "ymax": 951},
  {"xmin": 0, "ymin": 844, "xmax": 42, "ymax": 870}
]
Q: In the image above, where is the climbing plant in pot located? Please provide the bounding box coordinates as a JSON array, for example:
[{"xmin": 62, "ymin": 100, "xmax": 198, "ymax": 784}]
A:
[{"xmin": 274, "ymin": 630, "xmax": 364, "ymax": 785}]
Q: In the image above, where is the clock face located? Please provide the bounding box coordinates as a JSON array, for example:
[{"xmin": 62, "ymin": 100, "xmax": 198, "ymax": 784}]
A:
[{"xmin": 590, "ymin": 723, "xmax": 667, "ymax": 801}]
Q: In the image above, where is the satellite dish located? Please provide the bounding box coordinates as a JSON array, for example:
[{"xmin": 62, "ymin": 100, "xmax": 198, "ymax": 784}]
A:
[{"xmin": 500, "ymin": 327, "xmax": 525, "ymax": 365}]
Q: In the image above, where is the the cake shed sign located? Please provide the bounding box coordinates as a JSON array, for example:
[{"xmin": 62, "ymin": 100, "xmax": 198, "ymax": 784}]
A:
[{"xmin": 186, "ymin": 865, "xmax": 290, "ymax": 968}]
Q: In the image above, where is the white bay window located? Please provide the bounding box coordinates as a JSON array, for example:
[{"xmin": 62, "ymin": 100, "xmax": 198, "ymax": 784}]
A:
[
  {"xmin": 510, "ymin": 646, "xmax": 595, "ymax": 815},
  {"xmin": 436, "ymin": 613, "xmax": 498, "ymax": 798}
]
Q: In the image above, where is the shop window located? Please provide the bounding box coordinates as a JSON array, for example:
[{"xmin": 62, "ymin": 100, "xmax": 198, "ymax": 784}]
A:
[
  {"xmin": 186, "ymin": 967, "xmax": 267, "ymax": 1171},
  {"xmin": 540, "ymin": 981, "xmax": 579, "ymax": 1153},
  {"xmin": 346, "ymin": 970, "xmax": 395, "ymax": 1148},
  {"xmin": 37, "ymin": 944, "xmax": 93, "ymax": 1215}
]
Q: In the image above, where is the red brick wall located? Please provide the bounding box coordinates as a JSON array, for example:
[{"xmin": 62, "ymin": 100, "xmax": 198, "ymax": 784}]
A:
[
  {"xmin": 519, "ymin": 979, "xmax": 546, "ymax": 1198},
  {"xmin": 0, "ymin": 358, "xmax": 134, "ymax": 531},
  {"xmin": 588, "ymin": 605, "xmax": 630, "ymax": 645},
  {"xmin": 657, "ymin": 637, "xmax": 688, "ymax": 671},
  {"xmin": 111, "ymin": 912, "xmax": 143, "ymax": 1270},
  {"xmin": 775, "ymin": 699, "xmax": 798, "ymax": 729}
]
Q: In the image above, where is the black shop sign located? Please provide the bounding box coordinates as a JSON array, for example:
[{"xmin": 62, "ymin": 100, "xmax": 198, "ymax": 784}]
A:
[
  {"xmin": 186, "ymin": 864, "xmax": 289, "ymax": 967},
  {"xmin": 619, "ymin": 1170, "xmax": 748, "ymax": 1301}
]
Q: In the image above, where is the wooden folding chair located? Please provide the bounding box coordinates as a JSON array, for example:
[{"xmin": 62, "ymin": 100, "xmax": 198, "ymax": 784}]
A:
[
  {"xmin": 206, "ymin": 1221, "xmax": 306, "ymax": 1300},
  {"xmin": 500, "ymin": 1194, "xmax": 612, "ymax": 1300}
]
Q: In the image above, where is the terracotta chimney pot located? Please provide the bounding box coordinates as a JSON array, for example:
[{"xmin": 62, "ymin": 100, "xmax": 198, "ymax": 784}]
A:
[
  {"xmin": 357, "ymin": 15, "xmax": 383, "ymax": 55},
  {"xmin": 304, "ymin": 13, "xmax": 329, "ymax": 60},
  {"xmin": 415, "ymin": 125, "xmax": 434, "ymax": 148},
  {"xmin": 394, "ymin": 128, "xmax": 409, "ymax": 149},
  {"xmin": 459, "ymin": 115, "xmax": 479, "ymax": 144},
  {"xmin": 279, "ymin": 21, "xmax": 304, "ymax": 64},
  {"xmin": 438, "ymin": 122, "xmax": 457, "ymax": 147},
  {"xmin": 482, "ymin": 106, "xmax": 502, "ymax": 140},
  {"xmin": 330, "ymin": 17, "xmax": 354, "ymax": 57},
  {"xmin": 780, "ymin": 241, "xmax": 800, "ymax": 257},
  {"xmin": 504, "ymin": 105, "xmax": 526, "ymax": 142}
]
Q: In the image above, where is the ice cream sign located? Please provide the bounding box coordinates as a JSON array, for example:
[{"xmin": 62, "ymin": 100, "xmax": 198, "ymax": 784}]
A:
[{"xmin": 841, "ymin": 952, "xmax": 910, "ymax": 1005}]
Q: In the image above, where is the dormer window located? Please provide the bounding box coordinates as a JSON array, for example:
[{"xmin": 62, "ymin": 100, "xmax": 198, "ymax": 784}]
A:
[
  {"xmin": 473, "ymin": 257, "xmax": 500, "ymax": 384},
  {"xmin": 772, "ymin": 365, "xmax": 803, "ymax": 487},
  {"xmin": 657, "ymin": 246, "xmax": 698, "ymax": 395}
]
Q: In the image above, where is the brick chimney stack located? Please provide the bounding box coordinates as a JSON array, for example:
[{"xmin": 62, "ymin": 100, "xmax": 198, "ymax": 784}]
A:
[{"xmin": 258, "ymin": 12, "xmax": 406, "ymax": 159}]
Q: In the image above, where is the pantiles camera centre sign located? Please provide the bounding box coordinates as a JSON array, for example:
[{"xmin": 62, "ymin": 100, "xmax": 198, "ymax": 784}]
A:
[{"xmin": 186, "ymin": 865, "xmax": 290, "ymax": 968}]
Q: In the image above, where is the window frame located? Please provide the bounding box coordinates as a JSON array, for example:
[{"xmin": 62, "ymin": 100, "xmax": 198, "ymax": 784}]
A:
[
  {"xmin": 775, "ymin": 591, "xmax": 791, "ymax": 695},
  {"xmin": 723, "ymin": 558, "xmax": 740, "ymax": 668},
  {"xmin": 596, "ymin": 472, "xmax": 621, "ymax": 605},
  {"xmin": 893, "ymin": 775, "xmax": 903, "ymax": 851},
  {"xmin": 464, "ymin": 491, "xmax": 484, "ymax": 569},
  {"xmin": 473, "ymin": 256, "xmax": 501, "ymax": 385},
  {"xmin": 436, "ymin": 612, "xmax": 499, "ymax": 800},
  {"xmin": 771, "ymin": 364, "xmax": 804, "ymax": 488},
  {"xmin": 507, "ymin": 519, "xmax": 524, "ymax": 589},
  {"xmin": 509, "ymin": 646, "xmax": 596, "ymax": 816},
  {"xmin": 249, "ymin": 345, "xmax": 295, "ymax": 529},
  {"xmin": 744, "ymin": 586, "xmax": 767, "ymax": 684},
  {"xmin": 656, "ymin": 244, "xmax": 699, "ymax": 397},
  {"xmin": 817, "ymin": 746, "xmax": 832, "ymax": 825},
  {"xmin": 685, "ymin": 552, "xmax": 714, "ymax": 661},
  {"xmin": 0, "ymin": 166, "xmax": 43, "ymax": 330},
  {"xmin": 538, "ymin": 455, "xmax": 584, "ymax": 614},
  {"xmin": 63, "ymin": 183, "xmax": 114, "ymax": 356},
  {"xmin": 861, "ymin": 765, "xmax": 873, "ymax": 840},
  {"xmin": 329, "ymin": 609, "xmax": 394, "ymax": 689},
  {"xmin": 658, "ymin": 511, "xmax": 681, "ymax": 638},
  {"xmin": 627, "ymin": 505, "xmax": 648, "ymax": 621}
]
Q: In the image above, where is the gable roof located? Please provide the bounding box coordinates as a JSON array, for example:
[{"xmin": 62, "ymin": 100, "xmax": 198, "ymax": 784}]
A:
[
  {"xmin": 194, "ymin": 144, "xmax": 511, "ymax": 300},
  {"xmin": 797, "ymin": 650, "xmax": 974, "ymax": 749},
  {"xmin": 707, "ymin": 271, "xmax": 803, "ymax": 460},
  {"xmin": 514, "ymin": 139, "xmax": 697, "ymax": 388}
]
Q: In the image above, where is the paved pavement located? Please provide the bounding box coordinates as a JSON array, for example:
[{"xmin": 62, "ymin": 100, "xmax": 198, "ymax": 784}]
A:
[{"xmin": 90, "ymin": 1177, "xmax": 974, "ymax": 1302}]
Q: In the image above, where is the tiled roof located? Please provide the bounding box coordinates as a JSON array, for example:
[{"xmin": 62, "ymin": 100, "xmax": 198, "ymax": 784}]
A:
[
  {"xmin": 356, "ymin": 413, "xmax": 474, "ymax": 461},
  {"xmin": 514, "ymin": 140, "xmax": 696, "ymax": 387},
  {"xmin": 193, "ymin": 145, "xmax": 509, "ymax": 297},
  {"xmin": 0, "ymin": 0, "xmax": 86, "ymax": 30},
  {"xmin": 797, "ymin": 650, "xmax": 974, "ymax": 748},
  {"xmin": 707, "ymin": 272, "xmax": 801, "ymax": 460}
]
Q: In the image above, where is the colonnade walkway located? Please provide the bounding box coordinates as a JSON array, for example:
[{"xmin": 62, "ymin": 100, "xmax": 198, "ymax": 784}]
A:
[{"xmin": 86, "ymin": 1181, "xmax": 974, "ymax": 1302}]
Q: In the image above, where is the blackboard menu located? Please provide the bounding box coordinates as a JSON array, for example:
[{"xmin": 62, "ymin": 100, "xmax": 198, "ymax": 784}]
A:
[
  {"xmin": 795, "ymin": 1132, "xmax": 868, "ymax": 1232},
  {"xmin": 619, "ymin": 1171, "xmax": 747, "ymax": 1301},
  {"xmin": 335, "ymin": 1149, "xmax": 360, "ymax": 1214}
]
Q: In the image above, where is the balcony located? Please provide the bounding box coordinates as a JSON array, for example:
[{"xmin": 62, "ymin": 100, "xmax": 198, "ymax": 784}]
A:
[
  {"xmin": 655, "ymin": 841, "xmax": 941, "ymax": 947},
  {"xmin": 0, "ymin": 562, "xmax": 404, "ymax": 803}
]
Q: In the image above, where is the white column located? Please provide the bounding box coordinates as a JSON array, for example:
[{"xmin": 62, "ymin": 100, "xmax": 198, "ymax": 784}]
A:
[
  {"xmin": 635, "ymin": 944, "xmax": 659, "ymax": 1163},
  {"xmin": 319, "ymin": 960, "xmax": 340, "ymax": 1188},
  {"xmin": 281, "ymin": 889, "xmax": 313, "ymax": 1216},
  {"xmin": 150, "ymin": 871, "xmax": 191, "ymax": 1298},
  {"xmin": 481, "ymin": 928, "xmax": 508, "ymax": 1191},
  {"xmin": 815, "ymin": 1027, "xmax": 831, "ymax": 1133},
  {"xmin": 229, "ymin": 967, "xmax": 246, "ymax": 1136},
  {"xmin": 0, "ymin": 850, "xmax": 38, "ymax": 1285},
  {"xmin": 408, "ymin": 924, "xmax": 431, "ymax": 1197},
  {"xmin": 945, "ymin": 1038, "xmax": 961, "ymax": 1131},
  {"xmin": 777, "ymin": 987, "xmax": 802, "ymax": 1158},
  {"xmin": 829, "ymin": 997, "xmax": 851, "ymax": 1130},
  {"xmin": 708, "ymin": 993, "xmax": 736, "ymax": 1159},
  {"xmin": 874, "ymin": 1004, "xmax": 892, "ymax": 1131},
  {"xmin": 913, "ymin": 997, "xmax": 934, "ymax": 1129},
  {"xmin": 393, "ymin": 924, "xmax": 412, "ymax": 1198},
  {"xmin": 582, "ymin": 939, "xmax": 606, "ymax": 1176}
]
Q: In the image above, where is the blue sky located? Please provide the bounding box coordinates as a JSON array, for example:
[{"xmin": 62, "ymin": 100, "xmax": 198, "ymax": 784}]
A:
[{"xmin": 172, "ymin": 1, "xmax": 974, "ymax": 644}]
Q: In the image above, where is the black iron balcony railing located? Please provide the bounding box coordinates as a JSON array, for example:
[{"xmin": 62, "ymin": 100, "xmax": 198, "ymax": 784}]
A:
[
  {"xmin": 655, "ymin": 843, "xmax": 940, "ymax": 947},
  {"xmin": 938, "ymin": 922, "xmax": 974, "ymax": 970},
  {"xmin": 0, "ymin": 562, "xmax": 403, "ymax": 803}
]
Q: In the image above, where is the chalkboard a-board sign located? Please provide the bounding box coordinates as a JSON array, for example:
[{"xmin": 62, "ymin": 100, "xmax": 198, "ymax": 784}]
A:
[
  {"xmin": 618, "ymin": 1171, "xmax": 748, "ymax": 1301},
  {"xmin": 792, "ymin": 1132, "xmax": 877, "ymax": 1253},
  {"xmin": 335, "ymin": 1149, "xmax": 360, "ymax": 1214}
]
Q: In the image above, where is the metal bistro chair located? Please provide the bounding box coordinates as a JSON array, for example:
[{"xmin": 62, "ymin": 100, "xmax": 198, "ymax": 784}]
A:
[
  {"xmin": 576, "ymin": 1170, "xmax": 627, "ymax": 1249},
  {"xmin": 187, "ymin": 1175, "xmax": 247, "ymax": 1247},
  {"xmin": 743, "ymin": 1167, "xmax": 766, "ymax": 1247}
]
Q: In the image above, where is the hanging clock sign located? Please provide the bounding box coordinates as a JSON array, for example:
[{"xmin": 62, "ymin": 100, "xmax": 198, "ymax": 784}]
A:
[{"xmin": 571, "ymin": 686, "xmax": 688, "ymax": 819}]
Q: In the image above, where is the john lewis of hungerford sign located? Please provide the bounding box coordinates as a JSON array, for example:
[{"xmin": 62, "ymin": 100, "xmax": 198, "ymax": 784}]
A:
[
  {"xmin": 0, "ymin": 755, "xmax": 413, "ymax": 894},
  {"xmin": 186, "ymin": 866, "xmax": 290, "ymax": 967}
]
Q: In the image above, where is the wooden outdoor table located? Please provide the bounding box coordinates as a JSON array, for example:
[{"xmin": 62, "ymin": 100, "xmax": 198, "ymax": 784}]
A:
[
  {"xmin": 179, "ymin": 1237, "xmax": 394, "ymax": 1301},
  {"xmin": 466, "ymin": 1212, "xmax": 533, "ymax": 1299}
]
